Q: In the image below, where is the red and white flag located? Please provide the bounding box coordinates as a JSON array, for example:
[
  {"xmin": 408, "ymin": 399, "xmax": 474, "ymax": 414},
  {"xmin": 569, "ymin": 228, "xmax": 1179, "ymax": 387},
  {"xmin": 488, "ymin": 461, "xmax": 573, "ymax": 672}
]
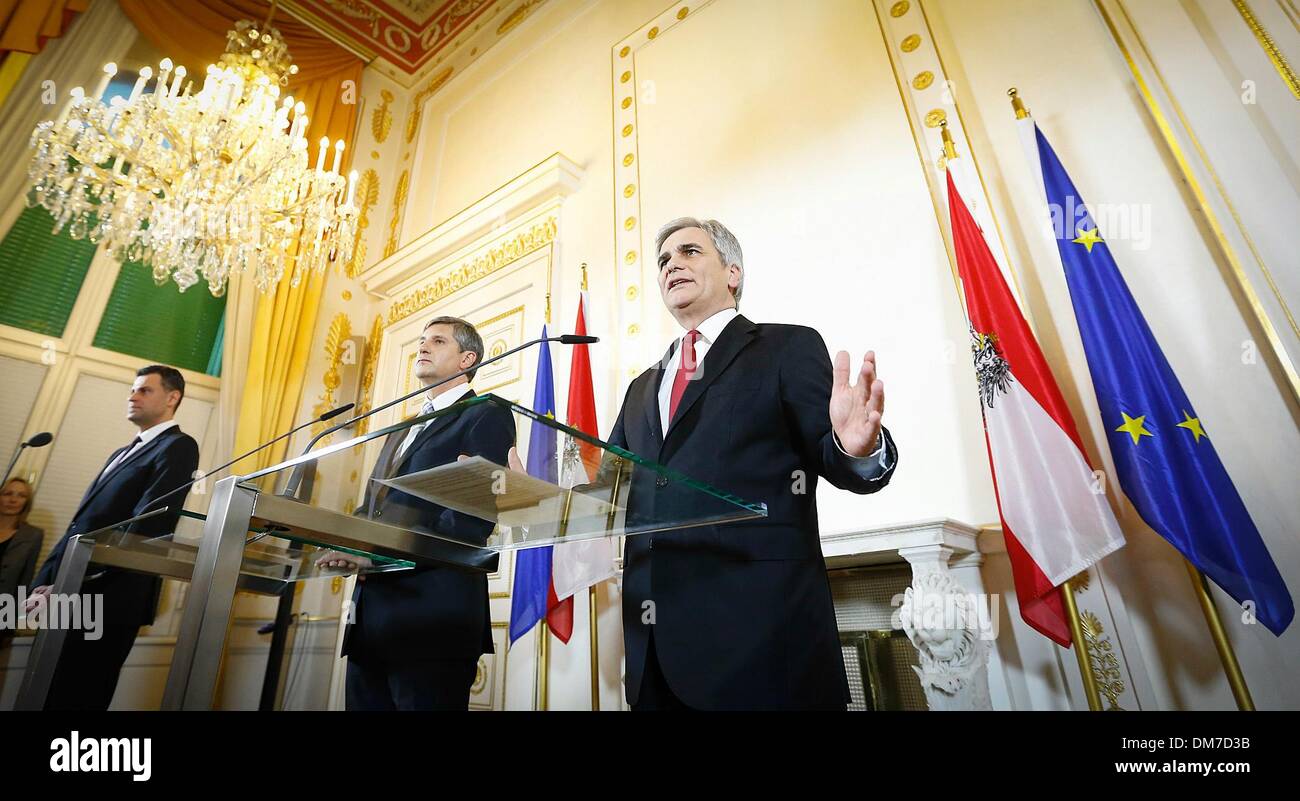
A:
[
  {"xmin": 553, "ymin": 290, "xmax": 617, "ymax": 600},
  {"xmin": 947, "ymin": 169, "xmax": 1125, "ymax": 646}
]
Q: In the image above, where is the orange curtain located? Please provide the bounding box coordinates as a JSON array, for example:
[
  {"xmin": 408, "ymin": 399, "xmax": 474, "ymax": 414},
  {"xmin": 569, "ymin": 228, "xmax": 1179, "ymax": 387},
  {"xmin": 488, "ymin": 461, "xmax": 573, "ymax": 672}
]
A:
[
  {"xmin": 0, "ymin": 0, "xmax": 89, "ymax": 54},
  {"xmin": 118, "ymin": 0, "xmax": 364, "ymax": 471}
]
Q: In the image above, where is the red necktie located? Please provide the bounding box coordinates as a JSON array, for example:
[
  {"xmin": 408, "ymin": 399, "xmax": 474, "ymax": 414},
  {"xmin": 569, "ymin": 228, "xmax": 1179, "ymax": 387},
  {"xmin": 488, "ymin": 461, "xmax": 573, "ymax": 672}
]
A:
[{"xmin": 668, "ymin": 329, "xmax": 702, "ymax": 423}]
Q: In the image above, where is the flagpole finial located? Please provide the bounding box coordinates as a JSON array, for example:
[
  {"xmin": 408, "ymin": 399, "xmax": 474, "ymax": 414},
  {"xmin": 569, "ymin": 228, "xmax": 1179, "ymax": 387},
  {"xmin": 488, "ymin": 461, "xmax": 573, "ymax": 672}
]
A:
[
  {"xmin": 1008, "ymin": 87, "xmax": 1030, "ymax": 119},
  {"xmin": 939, "ymin": 119, "xmax": 958, "ymax": 161},
  {"xmin": 580, "ymin": 262, "xmax": 588, "ymax": 292}
]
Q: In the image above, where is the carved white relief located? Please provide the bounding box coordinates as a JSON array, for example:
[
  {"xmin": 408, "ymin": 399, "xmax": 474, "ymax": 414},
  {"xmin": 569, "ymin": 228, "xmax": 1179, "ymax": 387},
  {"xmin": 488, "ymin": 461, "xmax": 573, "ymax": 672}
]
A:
[{"xmin": 899, "ymin": 565, "xmax": 993, "ymax": 711}]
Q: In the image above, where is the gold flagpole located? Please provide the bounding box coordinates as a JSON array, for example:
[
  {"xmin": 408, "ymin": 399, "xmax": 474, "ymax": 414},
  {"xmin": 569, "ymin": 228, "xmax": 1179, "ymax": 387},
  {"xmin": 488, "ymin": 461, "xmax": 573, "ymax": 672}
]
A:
[
  {"xmin": 588, "ymin": 587, "xmax": 600, "ymax": 711},
  {"xmin": 577, "ymin": 261, "xmax": 604, "ymax": 711},
  {"xmin": 536, "ymin": 621, "xmax": 549, "ymax": 710},
  {"xmin": 1184, "ymin": 560, "xmax": 1255, "ymax": 710},
  {"xmin": 1060, "ymin": 579, "xmax": 1104, "ymax": 710}
]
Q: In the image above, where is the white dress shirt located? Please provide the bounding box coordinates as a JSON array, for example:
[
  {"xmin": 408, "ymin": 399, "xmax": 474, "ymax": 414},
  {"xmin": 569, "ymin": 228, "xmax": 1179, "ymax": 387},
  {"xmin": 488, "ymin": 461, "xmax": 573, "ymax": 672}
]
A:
[
  {"xmin": 97, "ymin": 419, "xmax": 179, "ymax": 481},
  {"xmin": 655, "ymin": 307, "xmax": 890, "ymax": 478}
]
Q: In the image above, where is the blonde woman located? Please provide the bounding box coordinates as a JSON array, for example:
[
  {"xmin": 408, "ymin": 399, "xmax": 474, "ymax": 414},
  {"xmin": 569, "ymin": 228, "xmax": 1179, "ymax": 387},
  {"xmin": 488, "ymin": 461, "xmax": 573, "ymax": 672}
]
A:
[{"xmin": 0, "ymin": 477, "xmax": 44, "ymax": 645}]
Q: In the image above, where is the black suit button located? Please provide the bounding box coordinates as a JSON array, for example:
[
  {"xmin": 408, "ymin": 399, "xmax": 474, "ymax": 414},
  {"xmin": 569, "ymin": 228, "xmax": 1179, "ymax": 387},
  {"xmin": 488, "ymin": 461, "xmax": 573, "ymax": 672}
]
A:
[{"xmin": 655, "ymin": 475, "xmax": 668, "ymax": 488}]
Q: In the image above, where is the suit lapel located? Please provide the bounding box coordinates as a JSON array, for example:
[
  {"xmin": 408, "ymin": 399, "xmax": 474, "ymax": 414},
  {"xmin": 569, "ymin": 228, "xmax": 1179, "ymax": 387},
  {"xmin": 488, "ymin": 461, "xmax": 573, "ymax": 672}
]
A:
[
  {"xmin": 391, "ymin": 390, "xmax": 476, "ymax": 475},
  {"xmin": 642, "ymin": 347, "xmax": 670, "ymax": 452},
  {"xmin": 74, "ymin": 429, "xmax": 178, "ymax": 520},
  {"xmin": 363, "ymin": 431, "xmax": 406, "ymax": 516},
  {"xmin": 662, "ymin": 315, "xmax": 757, "ymax": 445}
]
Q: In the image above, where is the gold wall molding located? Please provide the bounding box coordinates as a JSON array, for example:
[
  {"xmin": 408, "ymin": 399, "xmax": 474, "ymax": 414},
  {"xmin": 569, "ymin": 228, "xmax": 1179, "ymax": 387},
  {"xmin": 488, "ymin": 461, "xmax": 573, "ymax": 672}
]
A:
[
  {"xmin": 1095, "ymin": 0, "xmax": 1300, "ymax": 411},
  {"xmin": 406, "ymin": 66, "xmax": 456, "ymax": 144},
  {"xmin": 384, "ymin": 169, "xmax": 411, "ymax": 259},
  {"xmin": 1232, "ymin": 0, "xmax": 1300, "ymax": 98},
  {"xmin": 386, "ymin": 217, "xmax": 558, "ymax": 325},
  {"xmin": 347, "ymin": 168, "xmax": 381, "ymax": 278},
  {"xmin": 498, "ymin": 0, "xmax": 545, "ymax": 36},
  {"xmin": 311, "ymin": 313, "xmax": 353, "ymax": 438},
  {"xmin": 355, "ymin": 314, "xmax": 384, "ymax": 436},
  {"xmin": 612, "ymin": 0, "xmax": 716, "ymax": 387},
  {"xmin": 371, "ymin": 89, "xmax": 394, "ymax": 143}
]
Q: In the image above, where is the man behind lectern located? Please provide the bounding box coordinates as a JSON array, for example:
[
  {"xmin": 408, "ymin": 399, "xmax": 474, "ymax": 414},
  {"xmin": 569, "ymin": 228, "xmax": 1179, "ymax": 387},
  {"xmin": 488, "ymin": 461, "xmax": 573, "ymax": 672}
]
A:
[
  {"xmin": 608, "ymin": 217, "xmax": 898, "ymax": 710},
  {"xmin": 323, "ymin": 316, "xmax": 514, "ymax": 710}
]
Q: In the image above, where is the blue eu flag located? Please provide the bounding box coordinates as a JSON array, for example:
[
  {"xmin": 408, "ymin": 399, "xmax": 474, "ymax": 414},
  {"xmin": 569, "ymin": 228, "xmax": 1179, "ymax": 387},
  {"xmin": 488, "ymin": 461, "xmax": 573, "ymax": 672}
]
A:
[
  {"xmin": 509, "ymin": 326, "xmax": 558, "ymax": 643},
  {"xmin": 1033, "ymin": 124, "xmax": 1293, "ymax": 635}
]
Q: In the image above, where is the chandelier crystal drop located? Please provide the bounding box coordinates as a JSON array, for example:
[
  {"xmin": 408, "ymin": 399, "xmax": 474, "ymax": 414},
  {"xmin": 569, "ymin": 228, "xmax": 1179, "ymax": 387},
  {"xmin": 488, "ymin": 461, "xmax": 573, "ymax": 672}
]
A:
[{"xmin": 26, "ymin": 20, "xmax": 359, "ymax": 296}]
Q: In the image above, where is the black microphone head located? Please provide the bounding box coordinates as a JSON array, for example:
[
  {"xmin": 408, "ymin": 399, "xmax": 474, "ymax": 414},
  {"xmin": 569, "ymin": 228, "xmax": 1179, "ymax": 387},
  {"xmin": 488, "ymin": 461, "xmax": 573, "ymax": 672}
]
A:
[
  {"xmin": 25, "ymin": 432, "xmax": 53, "ymax": 448},
  {"xmin": 558, "ymin": 335, "xmax": 599, "ymax": 345},
  {"xmin": 319, "ymin": 403, "xmax": 355, "ymax": 422}
]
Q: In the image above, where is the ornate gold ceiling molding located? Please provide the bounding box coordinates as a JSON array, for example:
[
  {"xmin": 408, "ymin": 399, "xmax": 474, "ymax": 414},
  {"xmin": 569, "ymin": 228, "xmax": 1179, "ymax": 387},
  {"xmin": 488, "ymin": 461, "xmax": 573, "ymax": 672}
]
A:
[{"xmin": 386, "ymin": 216, "xmax": 556, "ymax": 325}]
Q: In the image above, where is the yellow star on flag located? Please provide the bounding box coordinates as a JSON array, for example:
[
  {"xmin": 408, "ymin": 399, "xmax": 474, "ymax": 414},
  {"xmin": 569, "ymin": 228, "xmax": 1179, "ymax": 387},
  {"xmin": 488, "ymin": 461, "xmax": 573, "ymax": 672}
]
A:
[
  {"xmin": 1175, "ymin": 410, "xmax": 1206, "ymax": 443},
  {"xmin": 1115, "ymin": 411, "xmax": 1154, "ymax": 445},
  {"xmin": 1073, "ymin": 226, "xmax": 1104, "ymax": 253}
]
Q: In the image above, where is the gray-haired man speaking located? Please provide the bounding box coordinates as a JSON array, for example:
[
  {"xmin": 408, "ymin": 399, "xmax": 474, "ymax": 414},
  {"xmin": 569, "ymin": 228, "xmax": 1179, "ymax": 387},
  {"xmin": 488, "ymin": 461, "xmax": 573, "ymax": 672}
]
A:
[{"xmin": 605, "ymin": 217, "xmax": 898, "ymax": 710}]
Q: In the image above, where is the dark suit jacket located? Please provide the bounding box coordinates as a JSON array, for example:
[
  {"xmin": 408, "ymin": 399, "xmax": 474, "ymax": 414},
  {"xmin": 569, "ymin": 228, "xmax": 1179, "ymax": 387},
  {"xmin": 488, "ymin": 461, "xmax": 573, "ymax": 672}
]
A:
[
  {"xmin": 33, "ymin": 425, "xmax": 200, "ymax": 628},
  {"xmin": 608, "ymin": 314, "xmax": 897, "ymax": 710},
  {"xmin": 342, "ymin": 390, "xmax": 515, "ymax": 664},
  {"xmin": 0, "ymin": 523, "xmax": 43, "ymax": 600}
]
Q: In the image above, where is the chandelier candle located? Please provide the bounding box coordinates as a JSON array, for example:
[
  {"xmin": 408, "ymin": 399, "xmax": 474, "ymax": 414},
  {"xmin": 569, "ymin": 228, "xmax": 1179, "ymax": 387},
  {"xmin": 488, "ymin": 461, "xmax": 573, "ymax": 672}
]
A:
[{"xmin": 26, "ymin": 19, "xmax": 359, "ymax": 295}]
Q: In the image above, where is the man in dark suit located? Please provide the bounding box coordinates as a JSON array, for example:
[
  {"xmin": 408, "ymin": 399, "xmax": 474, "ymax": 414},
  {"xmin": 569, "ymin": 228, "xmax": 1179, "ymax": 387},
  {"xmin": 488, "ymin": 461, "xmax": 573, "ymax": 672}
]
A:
[
  {"xmin": 608, "ymin": 217, "xmax": 897, "ymax": 710},
  {"xmin": 320, "ymin": 316, "xmax": 514, "ymax": 711},
  {"xmin": 26, "ymin": 364, "xmax": 200, "ymax": 710}
]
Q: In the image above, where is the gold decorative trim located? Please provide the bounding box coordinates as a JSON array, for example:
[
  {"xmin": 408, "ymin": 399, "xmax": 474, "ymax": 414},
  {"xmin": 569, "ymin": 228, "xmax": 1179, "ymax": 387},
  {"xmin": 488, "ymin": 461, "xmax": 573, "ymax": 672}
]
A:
[
  {"xmin": 384, "ymin": 169, "xmax": 410, "ymax": 259},
  {"xmin": 613, "ymin": 1, "xmax": 718, "ymax": 394},
  {"xmin": 473, "ymin": 304, "xmax": 527, "ymax": 395},
  {"xmin": 347, "ymin": 168, "xmax": 381, "ymax": 277},
  {"xmin": 891, "ymin": 1, "xmax": 910, "ymax": 16},
  {"xmin": 387, "ymin": 217, "xmax": 558, "ymax": 325},
  {"xmin": 1071, "ymin": 569, "xmax": 1091, "ymax": 593},
  {"xmin": 405, "ymin": 67, "xmax": 456, "ymax": 144},
  {"xmin": 913, "ymin": 0, "xmax": 1029, "ymax": 305},
  {"xmin": 923, "ymin": 108, "xmax": 946, "ymax": 127},
  {"xmin": 312, "ymin": 313, "xmax": 353, "ymax": 438},
  {"xmin": 870, "ymin": 1, "xmax": 963, "ymax": 313},
  {"xmin": 1097, "ymin": 0, "xmax": 1300, "ymax": 411},
  {"xmin": 371, "ymin": 89, "xmax": 394, "ymax": 143},
  {"xmin": 912, "ymin": 70, "xmax": 933, "ymax": 89},
  {"xmin": 900, "ymin": 33, "xmax": 921, "ymax": 51},
  {"xmin": 1232, "ymin": 0, "xmax": 1300, "ymax": 98},
  {"xmin": 498, "ymin": 0, "xmax": 545, "ymax": 36},
  {"xmin": 1080, "ymin": 610, "xmax": 1127, "ymax": 710},
  {"xmin": 355, "ymin": 315, "xmax": 384, "ymax": 436}
]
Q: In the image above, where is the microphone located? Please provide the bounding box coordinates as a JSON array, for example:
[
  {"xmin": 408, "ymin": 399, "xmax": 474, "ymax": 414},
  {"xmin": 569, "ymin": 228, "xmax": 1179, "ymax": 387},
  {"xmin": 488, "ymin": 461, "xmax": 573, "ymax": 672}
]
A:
[
  {"xmin": 139, "ymin": 402, "xmax": 354, "ymax": 516},
  {"xmin": 2, "ymin": 431, "xmax": 54, "ymax": 485},
  {"xmin": 278, "ymin": 333, "xmax": 599, "ymax": 499}
]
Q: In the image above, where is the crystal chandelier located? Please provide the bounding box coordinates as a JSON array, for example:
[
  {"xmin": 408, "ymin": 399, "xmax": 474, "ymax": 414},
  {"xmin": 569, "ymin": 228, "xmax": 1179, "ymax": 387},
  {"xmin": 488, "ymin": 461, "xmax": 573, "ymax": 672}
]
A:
[{"xmin": 26, "ymin": 19, "xmax": 359, "ymax": 296}]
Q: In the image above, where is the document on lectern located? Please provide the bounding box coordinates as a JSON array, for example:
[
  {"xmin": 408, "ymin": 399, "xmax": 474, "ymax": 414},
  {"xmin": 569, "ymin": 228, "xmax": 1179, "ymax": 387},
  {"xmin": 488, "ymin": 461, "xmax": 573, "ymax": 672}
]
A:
[{"xmin": 375, "ymin": 454, "xmax": 620, "ymax": 533}]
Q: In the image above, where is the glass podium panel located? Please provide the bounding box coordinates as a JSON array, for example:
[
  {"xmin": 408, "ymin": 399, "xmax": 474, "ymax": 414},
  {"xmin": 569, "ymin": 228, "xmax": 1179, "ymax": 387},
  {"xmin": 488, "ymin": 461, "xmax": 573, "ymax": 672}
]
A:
[
  {"xmin": 241, "ymin": 393, "xmax": 768, "ymax": 552},
  {"xmin": 73, "ymin": 509, "xmax": 411, "ymax": 591}
]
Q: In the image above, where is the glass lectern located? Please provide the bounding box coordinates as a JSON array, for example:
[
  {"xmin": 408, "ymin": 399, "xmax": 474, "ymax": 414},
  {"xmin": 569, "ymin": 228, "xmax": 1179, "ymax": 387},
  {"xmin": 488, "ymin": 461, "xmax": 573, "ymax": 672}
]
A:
[{"xmin": 16, "ymin": 394, "xmax": 767, "ymax": 710}]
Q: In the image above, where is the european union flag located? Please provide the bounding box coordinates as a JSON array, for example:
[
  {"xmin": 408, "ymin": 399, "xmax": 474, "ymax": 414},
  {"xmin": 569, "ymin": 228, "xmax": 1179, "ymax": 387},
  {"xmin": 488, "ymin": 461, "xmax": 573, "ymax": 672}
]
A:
[
  {"xmin": 1033, "ymin": 124, "xmax": 1293, "ymax": 635},
  {"xmin": 508, "ymin": 326, "xmax": 558, "ymax": 643}
]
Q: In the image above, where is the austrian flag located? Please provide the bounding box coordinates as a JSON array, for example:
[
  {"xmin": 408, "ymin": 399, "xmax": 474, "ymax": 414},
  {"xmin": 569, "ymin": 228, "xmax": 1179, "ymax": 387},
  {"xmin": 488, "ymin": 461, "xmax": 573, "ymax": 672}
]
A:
[{"xmin": 947, "ymin": 170, "xmax": 1125, "ymax": 646}]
